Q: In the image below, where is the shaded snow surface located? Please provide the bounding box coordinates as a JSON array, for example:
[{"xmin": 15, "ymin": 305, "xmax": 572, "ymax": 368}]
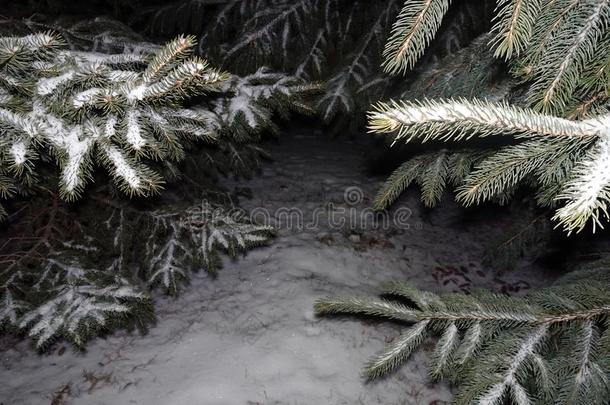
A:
[{"xmin": 1, "ymin": 128, "xmax": 551, "ymax": 404}]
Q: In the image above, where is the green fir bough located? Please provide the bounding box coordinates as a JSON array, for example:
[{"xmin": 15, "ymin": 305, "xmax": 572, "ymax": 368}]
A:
[{"xmin": 316, "ymin": 270, "xmax": 610, "ymax": 404}]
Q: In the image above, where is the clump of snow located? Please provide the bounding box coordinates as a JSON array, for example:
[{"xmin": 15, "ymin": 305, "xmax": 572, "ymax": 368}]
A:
[
  {"xmin": 9, "ymin": 140, "xmax": 27, "ymax": 165},
  {"xmin": 225, "ymin": 94, "xmax": 265, "ymax": 127},
  {"xmin": 104, "ymin": 115, "xmax": 117, "ymax": 138},
  {"xmin": 59, "ymin": 127, "xmax": 93, "ymax": 193},
  {"xmin": 0, "ymin": 108, "xmax": 38, "ymax": 138},
  {"xmin": 125, "ymin": 109, "xmax": 146, "ymax": 149},
  {"xmin": 29, "ymin": 101, "xmax": 95, "ymax": 194},
  {"xmin": 102, "ymin": 145, "xmax": 141, "ymax": 189},
  {"xmin": 72, "ymin": 88, "xmax": 102, "ymax": 108},
  {"xmin": 37, "ymin": 71, "xmax": 75, "ymax": 96},
  {"xmin": 30, "ymin": 102, "xmax": 66, "ymax": 144},
  {"xmin": 126, "ymin": 84, "xmax": 147, "ymax": 101}
]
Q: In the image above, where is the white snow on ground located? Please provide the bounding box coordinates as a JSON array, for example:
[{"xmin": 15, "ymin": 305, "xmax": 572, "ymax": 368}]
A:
[{"xmin": 0, "ymin": 128, "xmax": 550, "ymax": 405}]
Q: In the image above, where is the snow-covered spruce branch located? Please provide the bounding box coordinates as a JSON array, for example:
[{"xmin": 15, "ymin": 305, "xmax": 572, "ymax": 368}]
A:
[
  {"xmin": 368, "ymin": 98, "xmax": 609, "ymax": 142},
  {"xmin": 211, "ymin": 67, "xmax": 321, "ymax": 138},
  {"xmin": 1, "ymin": 255, "xmax": 153, "ymax": 351},
  {"xmin": 368, "ymin": 99, "xmax": 610, "ymax": 233},
  {"xmin": 0, "ymin": 33, "xmax": 227, "ymax": 209},
  {"xmin": 107, "ymin": 200, "xmax": 274, "ymax": 295},
  {"xmin": 0, "ymin": 32, "xmax": 317, "ymax": 218},
  {"xmin": 315, "ymin": 273, "xmax": 610, "ymax": 404},
  {"xmin": 0, "ymin": 199, "xmax": 274, "ymax": 348}
]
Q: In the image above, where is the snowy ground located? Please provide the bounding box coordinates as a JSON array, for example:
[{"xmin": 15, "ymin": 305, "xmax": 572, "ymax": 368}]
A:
[{"xmin": 1, "ymin": 128, "xmax": 551, "ymax": 405}]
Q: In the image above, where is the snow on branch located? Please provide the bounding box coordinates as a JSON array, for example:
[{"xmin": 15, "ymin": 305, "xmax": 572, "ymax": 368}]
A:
[{"xmin": 0, "ymin": 30, "xmax": 322, "ymax": 215}]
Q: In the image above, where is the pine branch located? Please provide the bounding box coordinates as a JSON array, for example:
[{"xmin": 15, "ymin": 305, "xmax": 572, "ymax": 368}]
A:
[
  {"xmin": 368, "ymin": 98, "xmax": 608, "ymax": 143},
  {"xmin": 514, "ymin": 0, "xmax": 583, "ymax": 78},
  {"xmin": 16, "ymin": 257, "xmax": 152, "ymax": 350},
  {"xmin": 374, "ymin": 149, "xmax": 482, "ymax": 210},
  {"xmin": 456, "ymin": 138, "xmax": 575, "ymax": 205},
  {"xmin": 373, "ymin": 155, "xmax": 426, "ymax": 210},
  {"xmin": 483, "ymin": 212, "xmax": 551, "ymax": 271},
  {"xmin": 382, "ymin": 0, "xmax": 452, "ymax": 75},
  {"xmin": 317, "ymin": 0, "xmax": 397, "ymax": 122},
  {"xmin": 143, "ymin": 35, "xmax": 196, "ymax": 83},
  {"xmin": 553, "ymin": 133, "xmax": 610, "ymax": 233},
  {"xmin": 524, "ymin": 0, "xmax": 610, "ymax": 115},
  {"xmin": 489, "ymin": 0, "xmax": 543, "ymax": 60},
  {"xmin": 419, "ymin": 149, "xmax": 449, "ymax": 206},
  {"xmin": 365, "ymin": 320, "xmax": 430, "ymax": 379},
  {"xmin": 315, "ymin": 271, "xmax": 610, "ymax": 404},
  {"xmin": 313, "ymin": 296, "xmax": 419, "ymax": 322}
]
